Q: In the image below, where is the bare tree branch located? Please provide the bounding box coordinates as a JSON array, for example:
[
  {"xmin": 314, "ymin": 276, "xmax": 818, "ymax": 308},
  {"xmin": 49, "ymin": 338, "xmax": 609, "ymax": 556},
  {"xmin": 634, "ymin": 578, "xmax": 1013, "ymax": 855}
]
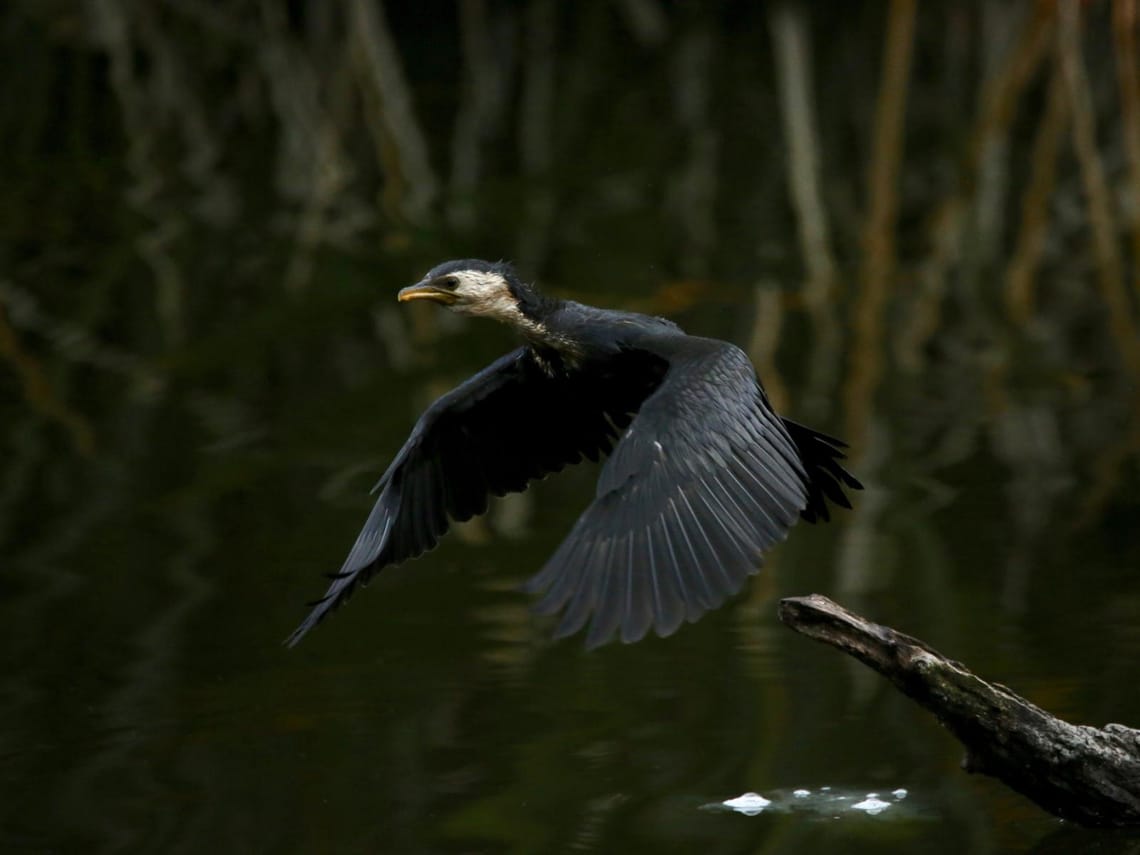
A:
[{"xmin": 779, "ymin": 594, "xmax": 1140, "ymax": 828}]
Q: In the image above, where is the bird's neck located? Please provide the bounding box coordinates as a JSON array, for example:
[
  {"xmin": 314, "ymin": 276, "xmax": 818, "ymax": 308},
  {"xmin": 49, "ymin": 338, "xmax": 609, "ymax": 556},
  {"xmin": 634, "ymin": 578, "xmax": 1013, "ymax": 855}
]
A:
[
  {"xmin": 513, "ymin": 299, "xmax": 591, "ymax": 375},
  {"xmin": 513, "ymin": 285, "xmax": 561, "ymax": 322}
]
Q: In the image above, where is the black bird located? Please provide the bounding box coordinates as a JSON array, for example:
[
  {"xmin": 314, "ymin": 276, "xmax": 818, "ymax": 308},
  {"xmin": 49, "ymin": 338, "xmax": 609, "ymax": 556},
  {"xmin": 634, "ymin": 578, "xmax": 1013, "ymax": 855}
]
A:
[{"xmin": 287, "ymin": 260, "xmax": 861, "ymax": 648}]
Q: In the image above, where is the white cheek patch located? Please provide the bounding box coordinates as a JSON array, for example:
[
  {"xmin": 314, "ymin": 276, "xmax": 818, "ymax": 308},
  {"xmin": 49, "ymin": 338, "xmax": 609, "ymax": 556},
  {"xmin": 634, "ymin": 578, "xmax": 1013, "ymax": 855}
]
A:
[{"xmin": 454, "ymin": 271, "xmax": 525, "ymax": 323}]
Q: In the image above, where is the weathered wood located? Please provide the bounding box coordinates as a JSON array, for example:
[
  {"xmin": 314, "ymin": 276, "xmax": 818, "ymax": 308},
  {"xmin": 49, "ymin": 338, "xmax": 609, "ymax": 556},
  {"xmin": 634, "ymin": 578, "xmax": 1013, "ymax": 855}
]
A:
[{"xmin": 778, "ymin": 594, "xmax": 1140, "ymax": 828}]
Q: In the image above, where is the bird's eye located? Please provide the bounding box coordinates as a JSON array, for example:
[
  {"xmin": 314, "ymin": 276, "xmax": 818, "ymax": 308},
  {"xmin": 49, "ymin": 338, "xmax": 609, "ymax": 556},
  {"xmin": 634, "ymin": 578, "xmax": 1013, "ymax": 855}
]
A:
[{"xmin": 443, "ymin": 276, "xmax": 459, "ymax": 289}]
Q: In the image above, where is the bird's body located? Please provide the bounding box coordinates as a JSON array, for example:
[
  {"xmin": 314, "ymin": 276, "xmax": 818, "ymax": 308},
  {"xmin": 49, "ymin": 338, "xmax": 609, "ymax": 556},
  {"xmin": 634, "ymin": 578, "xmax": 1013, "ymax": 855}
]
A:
[{"xmin": 288, "ymin": 260, "xmax": 861, "ymax": 648}]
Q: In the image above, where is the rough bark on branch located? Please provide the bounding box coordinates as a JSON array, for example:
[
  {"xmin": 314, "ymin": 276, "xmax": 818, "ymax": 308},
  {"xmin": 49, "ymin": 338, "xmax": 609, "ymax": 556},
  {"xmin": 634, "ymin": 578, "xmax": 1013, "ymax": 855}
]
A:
[{"xmin": 778, "ymin": 594, "xmax": 1140, "ymax": 828}]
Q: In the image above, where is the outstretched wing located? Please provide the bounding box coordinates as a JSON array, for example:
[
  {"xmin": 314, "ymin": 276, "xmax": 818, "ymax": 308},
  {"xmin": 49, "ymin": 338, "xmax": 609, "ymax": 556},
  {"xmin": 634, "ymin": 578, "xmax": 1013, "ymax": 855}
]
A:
[
  {"xmin": 524, "ymin": 337, "xmax": 847, "ymax": 647},
  {"xmin": 287, "ymin": 346, "xmax": 667, "ymax": 646}
]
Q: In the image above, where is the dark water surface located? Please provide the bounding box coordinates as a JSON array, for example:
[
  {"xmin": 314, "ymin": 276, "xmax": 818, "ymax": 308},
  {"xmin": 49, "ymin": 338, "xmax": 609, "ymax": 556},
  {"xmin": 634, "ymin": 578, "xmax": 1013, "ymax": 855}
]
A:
[{"xmin": 4, "ymin": 2, "xmax": 1140, "ymax": 853}]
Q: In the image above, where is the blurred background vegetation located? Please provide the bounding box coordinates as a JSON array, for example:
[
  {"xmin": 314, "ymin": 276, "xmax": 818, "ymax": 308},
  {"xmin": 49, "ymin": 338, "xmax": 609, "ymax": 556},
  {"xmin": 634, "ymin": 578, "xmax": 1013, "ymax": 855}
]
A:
[{"xmin": 2, "ymin": 1, "xmax": 1140, "ymax": 852}]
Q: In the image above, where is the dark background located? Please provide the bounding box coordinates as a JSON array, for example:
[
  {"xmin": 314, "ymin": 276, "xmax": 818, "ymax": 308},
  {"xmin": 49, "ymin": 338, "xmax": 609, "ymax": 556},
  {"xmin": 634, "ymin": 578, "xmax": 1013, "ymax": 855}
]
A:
[{"xmin": 3, "ymin": 1, "xmax": 1140, "ymax": 852}]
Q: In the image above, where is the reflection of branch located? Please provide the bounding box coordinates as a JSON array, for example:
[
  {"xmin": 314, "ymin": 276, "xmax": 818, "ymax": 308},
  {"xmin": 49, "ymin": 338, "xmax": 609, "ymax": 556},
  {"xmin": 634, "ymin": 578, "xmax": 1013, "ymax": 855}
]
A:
[
  {"xmin": 450, "ymin": 0, "xmax": 510, "ymax": 231},
  {"xmin": 615, "ymin": 0, "xmax": 668, "ymax": 47},
  {"xmin": 62, "ymin": 508, "xmax": 214, "ymax": 846},
  {"xmin": 0, "ymin": 302, "xmax": 94, "ymax": 456},
  {"xmin": 768, "ymin": 3, "xmax": 834, "ymax": 299},
  {"xmin": 1080, "ymin": 430, "xmax": 1140, "ymax": 529},
  {"xmin": 845, "ymin": 0, "xmax": 915, "ymax": 454},
  {"xmin": 746, "ymin": 284, "xmax": 787, "ymax": 412},
  {"xmin": 780, "ymin": 595, "xmax": 1140, "ymax": 828},
  {"xmin": 897, "ymin": 4, "xmax": 1052, "ymax": 371},
  {"xmin": 159, "ymin": 0, "xmax": 256, "ymax": 43},
  {"xmin": 1005, "ymin": 64, "xmax": 1068, "ymax": 323},
  {"xmin": 92, "ymin": 0, "xmax": 186, "ymax": 345},
  {"xmin": 1114, "ymin": 0, "xmax": 1140, "ymax": 298},
  {"xmin": 283, "ymin": 58, "xmax": 355, "ymax": 295},
  {"xmin": 990, "ymin": 402, "xmax": 1071, "ymax": 613},
  {"xmin": 667, "ymin": 23, "xmax": 717, "ymax": 278},
  {"xmin": 1058, "ymin": 0, "xmax": 1140, "ymax": 381},
  {"xmin": 350, "ymin": 0, "xmax": 438, "ymax": 223},
  {"xmin": 768, "ymin": 3, "xmax": 840, "ymax": 421},
  {"xmin": 0, "ymin": 281, "xmax": 159, "ymax": 389},
  {"xmin": 1060, "ymin": 1, "xmax": 1140, "ymax": 527},
  {"xmin": 516, "ymin": 0, "xmax": 558, "ymax": 270}
]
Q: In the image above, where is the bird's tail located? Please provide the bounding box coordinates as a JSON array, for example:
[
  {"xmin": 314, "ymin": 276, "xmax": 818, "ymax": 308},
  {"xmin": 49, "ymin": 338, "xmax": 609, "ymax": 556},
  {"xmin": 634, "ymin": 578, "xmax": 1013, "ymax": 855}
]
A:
[{"xmin": 781, "ymin": 419, "xmax": 863, "ymax": 524}]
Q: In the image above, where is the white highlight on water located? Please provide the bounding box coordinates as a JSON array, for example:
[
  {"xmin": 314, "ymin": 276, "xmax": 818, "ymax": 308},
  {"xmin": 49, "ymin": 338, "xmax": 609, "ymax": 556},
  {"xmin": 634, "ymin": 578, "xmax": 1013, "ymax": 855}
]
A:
[
  {"xmin": 721, "ymin": 792, "xmax": 771, "ymax": 815},
  {"xmin": 852, "ymin": 796, "xmax": 892, "ymax": 815},
  {"xmin": 706, "ymin": 785, "xmax": 916, "ymax": 819}
]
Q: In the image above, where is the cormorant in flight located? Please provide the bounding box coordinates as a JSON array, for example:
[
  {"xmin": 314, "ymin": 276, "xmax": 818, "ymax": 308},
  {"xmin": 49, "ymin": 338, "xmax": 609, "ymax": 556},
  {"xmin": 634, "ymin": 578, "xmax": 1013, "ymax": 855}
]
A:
[{"xmin": 288, "ymin": 260, "xmax": 861, "ymax": 648}]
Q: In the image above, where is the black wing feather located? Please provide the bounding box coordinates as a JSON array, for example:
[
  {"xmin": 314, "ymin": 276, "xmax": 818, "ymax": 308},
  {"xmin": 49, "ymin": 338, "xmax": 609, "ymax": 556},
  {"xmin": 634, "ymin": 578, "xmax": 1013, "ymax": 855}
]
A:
[
  {"xmin": 526, "ymin": 337, "xmax": 859, "ymax": 647},
  {"xmin": 287, "ymin": 346, "xmax": 666, "ymax": 646},
  {"xmin": 780, "ymin": 420, "xmax": 863, "ymax": 523}
]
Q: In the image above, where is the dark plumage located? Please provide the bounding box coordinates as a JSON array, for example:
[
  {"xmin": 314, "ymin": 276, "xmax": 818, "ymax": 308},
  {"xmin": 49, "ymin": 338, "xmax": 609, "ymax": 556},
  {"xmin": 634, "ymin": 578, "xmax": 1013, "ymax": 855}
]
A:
[{"xmin": 287, "ymin": 260, "xmax": 861, "ymax": 648}]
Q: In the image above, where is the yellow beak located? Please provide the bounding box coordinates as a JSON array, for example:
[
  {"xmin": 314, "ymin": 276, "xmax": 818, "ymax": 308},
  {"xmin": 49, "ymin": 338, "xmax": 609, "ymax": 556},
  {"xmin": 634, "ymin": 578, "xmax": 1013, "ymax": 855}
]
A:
[{"xmin": 397, "ymin": 282, "xmax": 457, "ymax": 304}]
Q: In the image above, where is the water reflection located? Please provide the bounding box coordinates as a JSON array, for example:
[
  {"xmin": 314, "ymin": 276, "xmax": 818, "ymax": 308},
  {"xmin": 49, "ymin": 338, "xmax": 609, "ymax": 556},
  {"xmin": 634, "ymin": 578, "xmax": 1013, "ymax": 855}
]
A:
[{"xmin": 2, "ymin": 1, "xmax": 1140, "ymax": 852}]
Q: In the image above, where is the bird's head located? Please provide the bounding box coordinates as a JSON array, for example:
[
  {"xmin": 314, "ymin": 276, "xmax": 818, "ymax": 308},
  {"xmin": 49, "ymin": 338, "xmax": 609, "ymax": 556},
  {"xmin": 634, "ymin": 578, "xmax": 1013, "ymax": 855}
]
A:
[{"xmin": 398, "ymin": 259, "xmax": 550, "ymax": 324}]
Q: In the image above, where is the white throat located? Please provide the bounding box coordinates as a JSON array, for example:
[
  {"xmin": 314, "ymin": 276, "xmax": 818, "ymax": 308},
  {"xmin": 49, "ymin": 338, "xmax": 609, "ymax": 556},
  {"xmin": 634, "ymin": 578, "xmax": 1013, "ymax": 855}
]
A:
[
  {"xmin": 449, "ymin": 269, "xmax": 581, "ymax": 366},
  {"xmin": 454, "ymin": 271, "xmax": 528, "ymax": 326}
]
